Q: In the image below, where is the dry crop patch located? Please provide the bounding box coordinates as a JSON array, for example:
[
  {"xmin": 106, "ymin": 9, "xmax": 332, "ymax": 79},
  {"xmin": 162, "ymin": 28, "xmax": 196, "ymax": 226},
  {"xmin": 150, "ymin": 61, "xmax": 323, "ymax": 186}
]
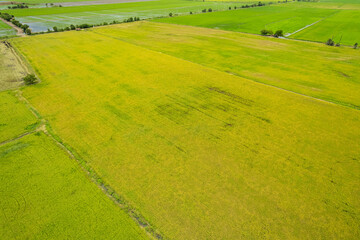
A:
[{"xmin": 0, "ymin": 41, "xmax": 28, "ymax": 91}]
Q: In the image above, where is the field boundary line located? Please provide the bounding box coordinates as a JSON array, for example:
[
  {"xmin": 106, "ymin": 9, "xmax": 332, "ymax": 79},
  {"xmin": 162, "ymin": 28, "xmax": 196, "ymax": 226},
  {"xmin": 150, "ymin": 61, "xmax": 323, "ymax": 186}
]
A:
[
  {"xmin": 90, "ymin": 29, "xmax": 360, "ymax": 111},
  {"xmin": 13, "ymin": 87, "xmax": 167, "ymax": 240},
  {"xmin": 285, "ymin": 10, "xmax": 341, "ymax": 37},
  {"xmin": 0, "ymin": 131, "xmax": 34, "ymax": 147}
]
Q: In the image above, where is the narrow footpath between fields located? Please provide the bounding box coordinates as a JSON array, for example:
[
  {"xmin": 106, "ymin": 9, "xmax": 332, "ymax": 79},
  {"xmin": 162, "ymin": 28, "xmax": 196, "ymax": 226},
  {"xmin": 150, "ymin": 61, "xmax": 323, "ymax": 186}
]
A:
[{"xmin": 0, "ymin": 18, "xmax": 24, "ymax": 36}]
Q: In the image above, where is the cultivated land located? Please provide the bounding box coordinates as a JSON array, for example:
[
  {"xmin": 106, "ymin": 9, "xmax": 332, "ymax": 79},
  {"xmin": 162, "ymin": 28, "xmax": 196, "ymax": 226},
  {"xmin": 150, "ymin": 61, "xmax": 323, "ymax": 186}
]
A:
[
  {"xmin": 0, "ymin": 91, "xmax": 38, "ymax": 143},
  {"xmin": 0, "ymin": 90, "xmax": 148, "ymax": 239},
  {"xmin": 0, "ymin": 19, "xmax": 15, "ymax": 37},
  {"xmin": 10, "ymin": 25, "xmax": 360, "ymax": 239},
  {"xmin": 155, "ymin": 2, "xmax": 360, "ymax": 45},
  {"xmin": 2, "ymin": 0, "xmax": 234, "ymax": 32},
  {"xmin": 291, "ymin": 8, "xmax": 360, "ymax": 45},
  {"xmin": 94, "ymin": 22, "xmax": 360, "ymax": 109},
  {"xmin": 0, "ymin": 42, "xmax": 28, "ymax": 91},
  {"xmin": 0, "ymin": 133, "xmax": 147, "ymax": 239}
]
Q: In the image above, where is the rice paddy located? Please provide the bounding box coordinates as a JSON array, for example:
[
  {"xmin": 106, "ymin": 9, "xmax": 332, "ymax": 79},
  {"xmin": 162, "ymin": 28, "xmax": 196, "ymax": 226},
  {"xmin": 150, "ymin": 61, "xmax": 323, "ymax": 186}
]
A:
[
  {"xmin": 9, "ymin": 24, "xmax": 360, "ymax": 239},
  {"xmin": 155, "ymin": 2, "xmax": 360, "ymax": 45},
  {"xmin": 1, "ymin": 0, "xmax": 359, "ymax": 239},
  {"xmin": 0, "ymin": 131, "xmax": 148, "ymax": 239},
  {"xmin": 0, "ymin": 20, "xmax": 15, "ymax": 37},
  {"xmin": 3, "ymin": 0, "xmax": 234, "ymax": 32}
]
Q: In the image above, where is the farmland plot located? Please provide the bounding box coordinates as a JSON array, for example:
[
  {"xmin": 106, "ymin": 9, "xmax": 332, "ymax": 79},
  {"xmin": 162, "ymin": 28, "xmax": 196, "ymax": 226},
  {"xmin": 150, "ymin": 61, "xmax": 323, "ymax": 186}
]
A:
[
  {"xmin": 0, "ymin": 41, "xmax": 28, "ymax": 91},
  {"xmin": 11, "ymin": 28, "xmax": 360, "ymax": 239},
  {"xmin": 0, "ymin": 90, "xmax": 147, "ymax": 239},
  {"xmin": 94, "ymin": 22, "xmax": 360, "ymax": 109},
  {"xmin": 155, "ymin": 2, "xmax": 360, "ymax": 45},
  {"xmin": 4, "ymin": 0, "xmax": 233, "ymax": 32},
  {"xmin": 0, "ymin": 134, "xmax": 147, "ymax": 240},
  {"xmin": 0, "ymin": 91, "xmax": 38, "ymax": 143},
  {"xmin": 0, "ymin": 20, "xmax": 15, "ymax": 37},
  {"xmin": 291, "ymin": 9, "xmax": 360, "ymax": 45}
]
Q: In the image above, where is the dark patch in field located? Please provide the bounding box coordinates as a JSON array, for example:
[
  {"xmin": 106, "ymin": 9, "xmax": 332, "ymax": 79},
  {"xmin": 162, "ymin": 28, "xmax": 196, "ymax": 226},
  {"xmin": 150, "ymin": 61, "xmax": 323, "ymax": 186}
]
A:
[
  {"xmin": 104, "ymin": 103, "xmax": 132, "ymax": 121},
  {"xmin": 335, "ymin": 70, "xmax": 350, "ymax": 78},
  {"xmin": 0, "ymin": 142, "xmax": 29, "ymax": 158},
  {"xmin": 208, "ymin": 86, "xmax": 254, "ymax": 107}
]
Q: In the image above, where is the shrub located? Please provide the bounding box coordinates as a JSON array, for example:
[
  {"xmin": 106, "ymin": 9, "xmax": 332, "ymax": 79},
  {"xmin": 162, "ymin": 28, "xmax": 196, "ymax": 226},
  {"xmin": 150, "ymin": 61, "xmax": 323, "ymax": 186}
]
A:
[
  {"xmin": 229, "ymin": 7, "xmax": 231, "ymax": 10},
  {"xmin": 25, "ymin": 28, "xmax": 31, "ymax": 35},
  {"xmin": 23, "ymin": 74, "xmax": 37, "ymax": 85},
  {"xmin": 78, "ymin": 23, "xmax": 92, "ymax": 28},
  {"xmin": 274, "ymin": 30, "xmax": 283, "ymax": 37},
  {"xmin": 261, "ymin": 29, "xmax": 268, "ymax": 35},
  {"xmin": 190, "ymin": 11, "xmax": 192, "ymax": 14},
  {"xmin": 21, "ymin": 24, "xmax": 29, "ymax": 30},
  {"xmin": 326, "ymin": 38, "xmax": 334, "ymax": 46},
  {"xmin": 0, "ymin": 13, "xmax": 13, "ymax": 21},
  {"xmin": 353, "ymin": 43, "xmax": 358, "ymax": 49},
  {"xmin": 70, "ymin": 24, "xmax": 75, "ymax": 30},
  {"xmin": 53, "ymin": 26, "xmax": 58, "ymax": 32},
  {"xmin": 202, "ymin": 9, "xmax": 206, "ymax": 13},
  {"xmin": 208, "ymin": 8, "xmax": 212, "ymax": 12},
  {"xmin": 169, "ymin": 12, "xmax": 173, "ymax": 17}
]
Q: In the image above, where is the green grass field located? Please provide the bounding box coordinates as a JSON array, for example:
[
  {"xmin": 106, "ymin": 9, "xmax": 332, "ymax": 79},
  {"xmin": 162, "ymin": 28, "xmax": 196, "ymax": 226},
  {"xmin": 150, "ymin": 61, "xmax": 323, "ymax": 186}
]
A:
[
  {"xmin": 154, "ymin": 2, "xmax": 360, "ymax": 45},
  {"xmin": 10, "ymin": 25, "xmax": 360, "ymax": 239},
  {"xmin": 94, "ymin": 21, "xmax": 360, "ymax": 109}
]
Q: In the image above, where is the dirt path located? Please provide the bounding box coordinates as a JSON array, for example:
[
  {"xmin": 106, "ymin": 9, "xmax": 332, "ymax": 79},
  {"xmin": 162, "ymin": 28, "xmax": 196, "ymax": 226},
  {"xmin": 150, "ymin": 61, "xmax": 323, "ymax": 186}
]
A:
[{"xmin": 0, "ymin": 18, "xmax": 24, "ymax": 37}]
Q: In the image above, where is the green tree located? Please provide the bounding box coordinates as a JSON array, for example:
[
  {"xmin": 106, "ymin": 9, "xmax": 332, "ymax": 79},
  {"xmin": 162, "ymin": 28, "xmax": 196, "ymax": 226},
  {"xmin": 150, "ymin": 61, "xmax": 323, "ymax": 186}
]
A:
[
  {"xmin": 23, "ymin": 74, "xmax": 37, "ymax": 85},
  {"xmin": 274, "ymin": 30, "xmax": 283, "ymax": 37},
  {"xmin": 326, "ymin": 38, "xmax": 334, "ymax": 46},
  {"xmin": 25, "ymin": 28, "xmax": 31, "ymax": 35}
]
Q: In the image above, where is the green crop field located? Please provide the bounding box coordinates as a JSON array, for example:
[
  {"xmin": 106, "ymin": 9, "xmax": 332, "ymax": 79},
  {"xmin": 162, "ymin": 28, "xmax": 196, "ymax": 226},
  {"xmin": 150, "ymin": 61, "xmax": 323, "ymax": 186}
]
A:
[
  {"xmin": 0, "ymin": 90, "xmax": 147, "ymax": 239},
  {"xmin": 154, "ymin": 2, "xmax": 360, "ymax": 45},
  {"xmin": 0, "ymin": 91, "xmax": 38, "ymax": 143},
  {"xmin": 2, "ymin": 0, "xmax": 236, "ymax": 32},
  {"xmin": 93, "ymin": 22, "xmax": 360, "ymax": 109},
  {"xmin": 0, "ymin": 20, "xmax": 15, "ymax": 37},
  {"xmin": 291, "ymin": 9, "xmax": 360, "ymax": 46},
  {"xmin": 9, "ymin": 24, "xmax": 360, "ymax": 239},
  {"xmin": 0, "ymin": 132, "xmax": 148, "ymax": 239}
]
